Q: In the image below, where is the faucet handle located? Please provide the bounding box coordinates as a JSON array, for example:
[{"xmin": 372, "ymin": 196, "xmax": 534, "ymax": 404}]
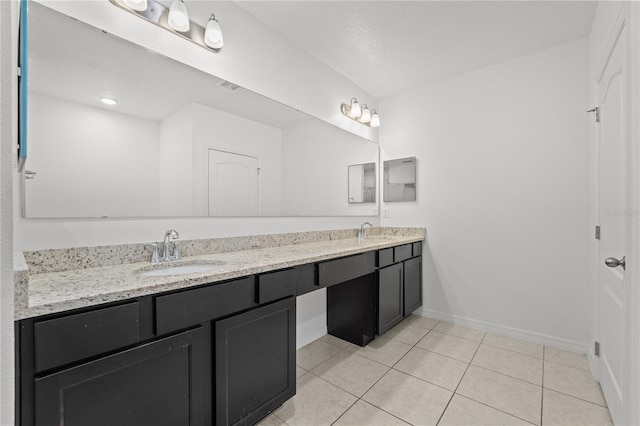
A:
[
  {"xmin": 171, "ymin": 241, "xmax": 181, "ymax": 261},
  {"xmin": 147, "ymin": 243, "xmax": 160, "ymax": 264}
]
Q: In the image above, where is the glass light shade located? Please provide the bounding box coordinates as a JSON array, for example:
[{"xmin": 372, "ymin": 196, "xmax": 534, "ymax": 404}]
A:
[
  {"xmin": 359, "ymin": 105, "xmax": 371, "ymax": 123},
  {"xmin": 369, "ymin": 111, "xmax": 380, "ymax": 127},
  {"xmin": 204, "ymin": 15, "xmax": 224, "ymax": 49},
  {"xmin": 100, "ymin": 97, "xmax": 118, "ymax": 105},
  {"xmin": 122, "ymin": 0, "xmax": 147, "ymax": 11},
  {"xmin": 349, "ymin": 98, "xmax": 361, "ymax": 118},
  {"xmin": 168, "ymin": 0, "xmax": 190, "ymax": 32}
]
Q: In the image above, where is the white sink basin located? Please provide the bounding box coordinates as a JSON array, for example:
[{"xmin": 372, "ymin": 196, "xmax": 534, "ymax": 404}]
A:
[{"xmin": 136, "ymin": 261, "xmax": 224, "ymax": 277}]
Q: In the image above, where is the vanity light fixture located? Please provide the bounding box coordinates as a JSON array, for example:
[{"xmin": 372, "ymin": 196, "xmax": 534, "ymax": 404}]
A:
[
  {"xmin": 340, "ymin": 97, "xmax": 380, "ymax": 128},
  {"xmin": 122, "ymin": 0, "xmax": 147, "ymax": 12},
  {"xmin": 342, "ymin": 97, "xmax": 361, "ymax": 118},
  {"xmin": 110, "ymin": 0, "xmax": 224, "ymax": 52},
  {"xmin": 204, "ymin": 14, "xmax": 224, "ymax": 49},
  {"xmin": 100, "ymin": 97, "xmax": 118, "ymax": 106},
  {"xmin": 358, "ymin": 105, "xmax": 372, "ymax": 124},
  {"xmin": 168, "ymin": 0, "xmax": 190, "ymax": 32},
  {"xmin": 369, "ymin": 110, "xmax": 380, "ymax": 128}
]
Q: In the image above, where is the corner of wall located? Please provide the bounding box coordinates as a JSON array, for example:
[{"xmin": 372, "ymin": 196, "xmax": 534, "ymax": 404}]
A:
[{"xmin": 0, "ymin": 0, "xmax": 16, "ymax": 424}]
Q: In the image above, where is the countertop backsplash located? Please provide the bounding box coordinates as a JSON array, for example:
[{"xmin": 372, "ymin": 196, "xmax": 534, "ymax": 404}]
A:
[{"xmin": 20, "ymin": 227, "xmax": 424, "ymax": 275}]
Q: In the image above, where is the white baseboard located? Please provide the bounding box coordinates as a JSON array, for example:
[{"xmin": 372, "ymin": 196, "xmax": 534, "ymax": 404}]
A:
[
  {"xmin": 296, "ymin": 314, "xmax": 327, "ymax": 350},
  {"xmin": 419, "ymin": 308, "xmax": 590, "ymax": 355}
]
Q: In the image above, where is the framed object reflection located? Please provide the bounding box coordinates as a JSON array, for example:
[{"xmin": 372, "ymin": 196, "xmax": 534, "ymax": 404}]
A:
[
  {"xmin": 348, "ymin": 163, "xmax": 376, "ymax": 203},
  {"xmin": 383, "ymin": 157, "xmax": 416, "ymax": 202}
]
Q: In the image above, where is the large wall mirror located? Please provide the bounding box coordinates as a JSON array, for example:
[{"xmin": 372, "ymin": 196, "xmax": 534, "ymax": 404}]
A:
[{"xmin": 22, "ymin": 2, "xmax": 379, "ymax": 218}]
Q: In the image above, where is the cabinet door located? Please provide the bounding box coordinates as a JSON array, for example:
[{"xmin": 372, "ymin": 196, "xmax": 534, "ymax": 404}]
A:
[
  {"xmin": 34, "ymin": 327, "xmax": 208, "ymax": 426},
  {"xmin": 215, "ymin": 297, "xmax": 296, "ymax": 426},
  {"xmin": 378, "ymin": 263, "xmax": 404, "ymax": 335},
  {"xmin": 404, "ymin": 256, "xmax": 423, "ymax": 316}
]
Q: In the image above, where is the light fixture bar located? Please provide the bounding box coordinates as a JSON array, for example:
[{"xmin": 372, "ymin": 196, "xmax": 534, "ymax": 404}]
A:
[
  {"xmin": 110, "ymin": 0, "xmax": 222, "ymax": 52},
  {"xmin": 340, "ymin": 98, "xmax": 380, "ymax": 128}
]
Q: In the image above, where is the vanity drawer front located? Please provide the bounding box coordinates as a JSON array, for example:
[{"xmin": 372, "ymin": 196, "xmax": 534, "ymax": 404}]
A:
[
  {"xmin": 394, "ymin": 244, "xmax": 413, "ymax": 263},
  {"xmin": 296, "ymin": 264, "xmax": 318, "ymax": 296},
  {"xmin": 412, "ymin": 241, "xmax": 423, "ymax": 257},
  {"xmin": 257, "ymin": 268, "xmax": 297, "ymax": 304},
  {"xmin": 377, "ymin": 248, "xmax": 394, "ymax": 268},
  {"xmin": 318, "ymin": 252, "xmax": 376, "ymax": 288},
  {"xmin": 155, "ymin": 277, "xmax": 256, "ymax": 335},
  {"xmin": 34, "ymin": 302, "xmax": 140, "ymax": 373}
]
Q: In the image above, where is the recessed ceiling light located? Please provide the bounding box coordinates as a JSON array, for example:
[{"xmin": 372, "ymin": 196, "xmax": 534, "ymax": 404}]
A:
[{"xmin": 100, "ymin": 97, "xmax": 118, "ymax": 106}]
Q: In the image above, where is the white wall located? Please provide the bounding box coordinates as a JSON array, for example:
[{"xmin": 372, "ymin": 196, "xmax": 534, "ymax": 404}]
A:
[
  {"xmin": 0, "ymin": 0, "xmax": 15, "ymax": 424},
  {"xmin": 281, "ymin": 119, "xmax": 379, "ymax": 216},
  {"xmin": 191, "ymin": 103, "xmax": 282, "ymax": 216},
  {"xmin": 380, "ymin": 39, "xmax": 591, "ymax": 351},
  {"xmin": 26, "ymin": 93, "xmax": 160, "ymax": 218}
]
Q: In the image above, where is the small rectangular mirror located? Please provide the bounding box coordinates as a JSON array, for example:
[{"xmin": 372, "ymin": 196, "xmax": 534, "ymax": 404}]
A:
[
  {"xmin": 348, "ymin": 163, "xmax": 376, "ymax": 203},
  {"xmin": 383, "ymin": 157, "xmax": 416, "ymax": 202}
]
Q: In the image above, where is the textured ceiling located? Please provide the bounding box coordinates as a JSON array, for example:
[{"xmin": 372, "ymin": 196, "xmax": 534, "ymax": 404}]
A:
[{"xmin": 236, "ymin": 1, "xmax": 597, "ymax": 98}]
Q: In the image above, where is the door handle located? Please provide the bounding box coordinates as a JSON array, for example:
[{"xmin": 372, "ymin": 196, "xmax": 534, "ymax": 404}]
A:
[{"xmin": 605, "ymin": 256, "xmax": 626, "ymax": 270}]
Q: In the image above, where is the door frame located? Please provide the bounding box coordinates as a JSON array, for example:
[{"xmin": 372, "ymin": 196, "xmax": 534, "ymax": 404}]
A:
[
  {"xmin": 204, "ymin": 145, "xmax": 261, "ymax": 217},
  {"xmin": 590, "ymin": 3, "xmax": 640, "ymax": 425}
]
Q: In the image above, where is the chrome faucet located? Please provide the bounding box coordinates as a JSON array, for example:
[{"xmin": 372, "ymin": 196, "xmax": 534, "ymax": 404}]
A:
[
  {"xmin": 358, "ymin": 222, "xmax": 373, "ymax": 242},
  {"xmin": 161, "ymin": 229, "xmax": 180, "ymax": 262}
]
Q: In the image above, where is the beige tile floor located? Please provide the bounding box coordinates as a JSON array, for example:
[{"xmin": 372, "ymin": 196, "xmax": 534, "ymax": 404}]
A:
[{"xmin": 259, "ymin": 315, "xmax": 614, "ymax": 426}]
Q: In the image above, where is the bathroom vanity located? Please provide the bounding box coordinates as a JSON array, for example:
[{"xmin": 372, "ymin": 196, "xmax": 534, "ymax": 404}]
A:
[{"xmin": 14, "ymin": 228, "xmax": 424, "ymax": 426}]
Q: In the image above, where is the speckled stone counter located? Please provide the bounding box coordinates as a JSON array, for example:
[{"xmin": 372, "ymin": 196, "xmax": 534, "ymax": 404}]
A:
[{"xmin": 15, "ymin": 227, "xmax": 425, "ymax": 320}]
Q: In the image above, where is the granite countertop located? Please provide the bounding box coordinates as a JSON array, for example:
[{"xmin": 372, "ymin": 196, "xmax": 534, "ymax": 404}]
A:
[{"xmin": 15, "ymin": 228, "xmax": 425, "ymax": 320}]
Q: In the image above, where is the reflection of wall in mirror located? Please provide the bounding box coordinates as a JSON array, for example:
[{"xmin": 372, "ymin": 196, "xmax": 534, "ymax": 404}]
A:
[
  {"xmin": 363, "ymin": 164, "xmax": 376, "ymax": 202},
  {"xmin": 26, "ymin": 93, "xmax": 161, "ymax": 218},
  {"xmin": 281, "ymin": 120, "xmax": 378, "ymax": 216},
  {"xmin": 25, "ymin": 92, "xmax": 376, "ymax": 218},
  {"xmin": 26, "ymin": 94, "xmax": 284, "ymax": 218}
]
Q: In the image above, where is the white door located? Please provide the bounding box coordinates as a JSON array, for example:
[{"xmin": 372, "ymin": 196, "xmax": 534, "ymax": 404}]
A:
[
  {"xmin": 596, "ymin": 11, "xmax": 631, "ymax": 425},
  {"xmin": 208, "ymin": 149, "xmax": 259, "ymax": 216}
]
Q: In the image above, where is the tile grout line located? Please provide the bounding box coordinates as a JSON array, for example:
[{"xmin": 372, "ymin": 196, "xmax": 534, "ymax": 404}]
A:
[
  {"xmin": 542, "ymin": 387, "xmax": 610, "ymax": 408},
  {"xmin": 441, "ymin": 332, "xmax": 541, "ymax": 426},
  {"xmin": 411, "ymin": 341, "xmax": 478, "ymax": 364},
  {"xmin": 543, "ymin": 357, "xmax": 592, "ymax": 372},
  {"xmin": 328, "ymin": 321, "xmax": 443, "ymax": 426},
  {"xmin": 541, "ymin": 345, "xmax": 545, "ymax": 426},
  {"xmin": 449, "ymin": 394, "xmax": 539, "ymax": 426},
  {"xmin": 435, "ymin": 330, "xmax": 487, "ymax": 425},
  {"xmin": 481, "ymin": 340, "xmax": 545, "ymax": 361}
]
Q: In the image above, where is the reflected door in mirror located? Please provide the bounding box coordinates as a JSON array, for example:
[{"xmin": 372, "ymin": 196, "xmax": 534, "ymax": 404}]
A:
[{"xmin": 208, "ymin": 150, "xmax": 259, "ymax": 216}]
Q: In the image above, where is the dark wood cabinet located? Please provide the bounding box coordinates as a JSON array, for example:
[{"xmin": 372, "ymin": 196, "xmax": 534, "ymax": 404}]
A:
[
  {"xmin": 215, "ymin": 297, "xmax": 296, "ymax": 426},
  {"xmin": 34, "ymin": 327, "xmax": 209, "ymax": 426},
  {"xmin": 17, "ymin": 241, "xmax": 423, "ymax": 426},
  {"xmin": 378, "ymin": 263, "xmax": 404, "ymax": 334},
  {"xmin": 403, "ymin": 256, "xmax": 422, "ymax": 316},
  {"xmin": 327, "ymin": 274, "xmax": 377, "ymax": 346}
]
